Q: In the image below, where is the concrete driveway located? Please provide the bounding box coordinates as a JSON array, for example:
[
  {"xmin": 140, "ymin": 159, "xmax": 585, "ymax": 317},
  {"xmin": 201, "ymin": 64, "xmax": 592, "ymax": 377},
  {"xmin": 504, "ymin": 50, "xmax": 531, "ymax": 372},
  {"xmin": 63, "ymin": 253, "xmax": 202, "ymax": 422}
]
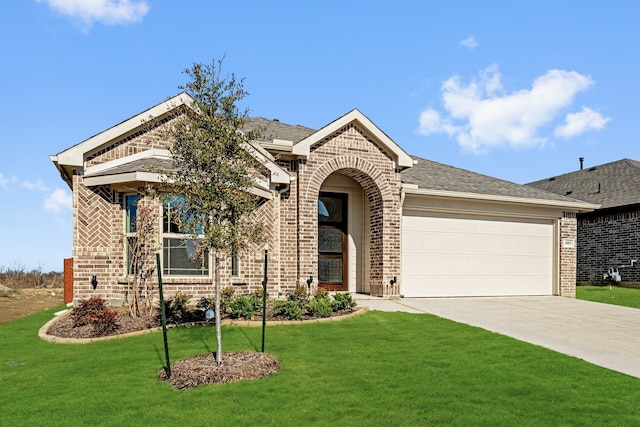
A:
[{"xmin": 354, "ymin": 295, "xmax": 640, "ymax": 379}]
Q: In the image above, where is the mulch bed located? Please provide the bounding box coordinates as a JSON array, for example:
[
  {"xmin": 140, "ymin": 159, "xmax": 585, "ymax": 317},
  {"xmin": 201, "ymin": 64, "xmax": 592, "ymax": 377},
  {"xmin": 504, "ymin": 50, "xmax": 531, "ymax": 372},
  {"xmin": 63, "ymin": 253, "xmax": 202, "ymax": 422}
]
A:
[
  {"xmin": 46, "ymin": 309, "xmax": 161, "ymax": 339},
  {"xmin": 158, "ymin": 352, "xmax": 280, "ymax": 390},
  {"xmin": 46, "ymin": 303, "xmax": 357, "ymax": 339}
]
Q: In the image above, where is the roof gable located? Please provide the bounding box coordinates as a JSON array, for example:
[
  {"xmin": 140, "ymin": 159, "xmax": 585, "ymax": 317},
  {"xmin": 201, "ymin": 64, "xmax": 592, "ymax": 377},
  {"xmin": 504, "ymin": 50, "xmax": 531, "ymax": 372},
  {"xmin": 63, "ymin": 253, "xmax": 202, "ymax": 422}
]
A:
[
  {"xmin": 52, "ymin": 93, "xmax": 193, "ymax": 167},
  {"xmin": 527, "ymin": 158, "xmax": 640, "ymax": 209},
  {"xmin": 291, "ymin": 109, "xmax": 414, "ymax": 169}
]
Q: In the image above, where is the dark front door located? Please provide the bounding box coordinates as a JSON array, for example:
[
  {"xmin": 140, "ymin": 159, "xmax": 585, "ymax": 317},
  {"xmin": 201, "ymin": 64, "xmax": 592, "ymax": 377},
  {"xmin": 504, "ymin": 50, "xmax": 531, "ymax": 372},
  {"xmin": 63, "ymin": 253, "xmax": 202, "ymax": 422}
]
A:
[{"xmin": 318, "ymin": 192, "xmax": 348, "ymax": 291}]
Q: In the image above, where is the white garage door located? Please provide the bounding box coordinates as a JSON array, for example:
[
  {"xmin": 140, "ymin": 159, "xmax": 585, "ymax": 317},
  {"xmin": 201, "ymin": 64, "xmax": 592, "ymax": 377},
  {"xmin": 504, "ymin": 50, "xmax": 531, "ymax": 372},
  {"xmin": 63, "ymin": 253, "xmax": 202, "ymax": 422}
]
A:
[{"xmin": 402, "ymin": 211, "xmax": 554, "ymax": 297}]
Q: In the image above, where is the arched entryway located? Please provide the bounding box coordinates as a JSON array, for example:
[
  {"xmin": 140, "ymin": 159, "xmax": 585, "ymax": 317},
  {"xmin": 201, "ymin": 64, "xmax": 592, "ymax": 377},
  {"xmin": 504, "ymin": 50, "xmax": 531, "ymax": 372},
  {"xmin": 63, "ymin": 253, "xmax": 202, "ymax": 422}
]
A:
[
  {"xmin": 299, "ymin": 156, "xmax": 400, "ymax": 296},
  {"xmin": 318, "ymin": 173, "xmax": 364, "ymax": 292}
]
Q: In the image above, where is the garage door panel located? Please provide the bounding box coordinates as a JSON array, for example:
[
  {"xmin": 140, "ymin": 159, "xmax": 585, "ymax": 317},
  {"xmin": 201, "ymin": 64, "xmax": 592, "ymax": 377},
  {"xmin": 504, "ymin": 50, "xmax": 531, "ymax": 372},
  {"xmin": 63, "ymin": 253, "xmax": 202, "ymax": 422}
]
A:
[
  {"xmin": 402, "ymin": 212, "xmax": 554, "ymax": 297},
  {"xmin": 404, "ymin": 253, "xmax": 552, "ymax": 276},
  {"xmin": 402, "ymin": 275, "xmax": 551, "ymax": 297}
]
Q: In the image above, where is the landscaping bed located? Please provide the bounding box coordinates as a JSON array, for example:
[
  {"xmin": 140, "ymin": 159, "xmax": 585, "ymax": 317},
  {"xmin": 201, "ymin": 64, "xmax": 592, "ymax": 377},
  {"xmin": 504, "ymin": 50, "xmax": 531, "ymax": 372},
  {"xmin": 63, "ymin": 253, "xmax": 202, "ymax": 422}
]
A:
[
  {"xmin": 45, "ymin": 299, "xmax": 359, "ymax": 340},
  {"xmin": 43, "ymin": 288, "xmax": 359, "ymax": 389}
]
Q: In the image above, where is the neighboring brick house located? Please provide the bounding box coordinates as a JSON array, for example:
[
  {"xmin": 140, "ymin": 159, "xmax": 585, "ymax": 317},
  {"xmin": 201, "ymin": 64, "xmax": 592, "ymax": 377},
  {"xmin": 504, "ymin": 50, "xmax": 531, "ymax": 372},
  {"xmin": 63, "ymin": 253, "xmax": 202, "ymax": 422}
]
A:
[
  {"xmin": 528, "ymin": 159, "xmax": 640, "ymax": 285},
  {"xmin": 51, "ymin": 93, "xmax": 595, "ymax": 304}
]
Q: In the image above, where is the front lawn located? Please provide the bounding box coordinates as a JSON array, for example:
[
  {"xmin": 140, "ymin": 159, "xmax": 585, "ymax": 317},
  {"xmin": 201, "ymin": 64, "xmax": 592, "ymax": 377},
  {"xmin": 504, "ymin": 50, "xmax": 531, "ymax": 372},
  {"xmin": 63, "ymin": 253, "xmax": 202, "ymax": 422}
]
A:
[
  {"xmin": 1, "ymin": 307, "xmax": 639, "ymax": 426},
  {"xmin": 577, "ymin": 285, "xmax": 640, "ymax": 309}
]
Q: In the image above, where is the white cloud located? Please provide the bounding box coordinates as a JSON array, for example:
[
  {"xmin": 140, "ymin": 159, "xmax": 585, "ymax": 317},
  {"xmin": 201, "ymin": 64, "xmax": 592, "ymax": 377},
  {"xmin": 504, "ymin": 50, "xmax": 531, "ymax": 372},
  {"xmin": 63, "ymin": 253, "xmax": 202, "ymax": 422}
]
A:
[
  {"xmin": 22, "ymin": 179, "xmax": 51, "ymax": 192},
  {"xmin": 460, "ymin": 36, "xmax": 478, "ymax": 49},
  {"xmin": 44, "ymin": 189, "xmax": 72, "ymax": 214},
  {"xmin": 418, "ymin": 65, "xmax": 607, "ymax": 153},
  {"xmin": 35, "ymin": 0, "xmax": 149, "ymax": 27},
  {"xmin": 555, "ymin": 107, "xmax": 611, "ymax": 138},
  {"xmin": 0, "ymin": 173, "xmax": 18, "ymax": 189}
]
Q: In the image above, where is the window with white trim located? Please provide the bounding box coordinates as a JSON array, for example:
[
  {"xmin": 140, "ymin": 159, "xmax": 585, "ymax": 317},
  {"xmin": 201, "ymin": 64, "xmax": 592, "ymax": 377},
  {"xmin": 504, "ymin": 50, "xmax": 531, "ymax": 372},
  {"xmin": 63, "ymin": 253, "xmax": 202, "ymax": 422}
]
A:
[
  {"xmin": 162, "ymin": 197, "xmax": 210, "ymax": 276},
  {"xmin": 125, "ymin": 194, "xmax": 138, "ymax": 275}
]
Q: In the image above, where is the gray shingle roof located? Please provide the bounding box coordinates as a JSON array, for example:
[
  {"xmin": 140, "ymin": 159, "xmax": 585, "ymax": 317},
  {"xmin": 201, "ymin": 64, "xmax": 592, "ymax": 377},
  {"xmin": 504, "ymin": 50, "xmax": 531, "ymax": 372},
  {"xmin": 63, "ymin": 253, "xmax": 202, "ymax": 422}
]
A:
[
  {"xmin": 84, "ymin": 157, "xmax": 172, "ymax": 177},
  {"xmin": 402, "ymin": 156, "xmax": 585, "ymax": 203},
  {"xmin": 85, "ymin": 111, "xmax": 589, "ymax": 206},
  {"xmin": 245, "ymin": 119, "xmax": 586, "ymax": 205},
  {"xmin": 244, "ymin": 117, "xmax": 316, "ymax": 143},
  {"xmin": 527, "ymin": 159, "xmax": 640, "ymax": 209}
]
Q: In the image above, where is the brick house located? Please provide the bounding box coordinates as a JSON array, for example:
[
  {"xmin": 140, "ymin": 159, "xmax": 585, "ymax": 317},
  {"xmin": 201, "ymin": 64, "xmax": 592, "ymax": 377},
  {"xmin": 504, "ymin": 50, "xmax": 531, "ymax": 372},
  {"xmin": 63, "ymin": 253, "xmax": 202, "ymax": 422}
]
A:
[
  {"xmin": 528, "ymin": 159, "xmax": 640, "ymax": 285},
  {"xmin": 51, "ymin": 93, "xmax": 596, "ymax": 304}
]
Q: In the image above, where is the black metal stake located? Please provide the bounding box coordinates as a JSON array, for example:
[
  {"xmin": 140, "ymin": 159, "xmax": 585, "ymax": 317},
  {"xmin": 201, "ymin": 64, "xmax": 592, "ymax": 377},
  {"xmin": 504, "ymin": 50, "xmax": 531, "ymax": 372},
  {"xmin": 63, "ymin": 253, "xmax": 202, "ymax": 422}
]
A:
[
  {"xmin": 156, "ymin": 253, "xmax": 171, "ymax": 378},
  {"xmin": 261, "ymin": 248, "xmax": 268, "ymax": 353}
]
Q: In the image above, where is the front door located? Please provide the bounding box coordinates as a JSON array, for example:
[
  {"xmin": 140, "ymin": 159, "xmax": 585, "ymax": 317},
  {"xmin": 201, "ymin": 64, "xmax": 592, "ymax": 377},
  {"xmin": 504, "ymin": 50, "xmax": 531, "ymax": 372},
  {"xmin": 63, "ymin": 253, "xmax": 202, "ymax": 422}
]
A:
[{"xmin": 318, "ymin": 192, "xmax": 348, "ymax": 291}]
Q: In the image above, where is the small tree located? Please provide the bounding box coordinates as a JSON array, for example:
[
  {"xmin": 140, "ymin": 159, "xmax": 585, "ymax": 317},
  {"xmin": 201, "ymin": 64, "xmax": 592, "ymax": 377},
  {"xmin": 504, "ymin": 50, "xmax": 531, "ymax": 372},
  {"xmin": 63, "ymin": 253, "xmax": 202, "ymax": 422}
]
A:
[{"xmin": 166, "ymin": 59, "xmax": 263, "ymax": 364}]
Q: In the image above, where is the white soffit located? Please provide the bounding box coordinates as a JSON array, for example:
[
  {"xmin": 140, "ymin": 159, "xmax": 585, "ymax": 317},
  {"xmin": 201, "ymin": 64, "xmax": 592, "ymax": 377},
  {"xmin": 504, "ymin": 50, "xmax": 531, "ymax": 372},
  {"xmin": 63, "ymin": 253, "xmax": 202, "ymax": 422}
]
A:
[
  {"xmin": 242, "ymin": 142, "xmax": 291, "ymax": 185},
  {"xmin": 292, "ymin": 109, "xmax": 414, "ymax": 168}
]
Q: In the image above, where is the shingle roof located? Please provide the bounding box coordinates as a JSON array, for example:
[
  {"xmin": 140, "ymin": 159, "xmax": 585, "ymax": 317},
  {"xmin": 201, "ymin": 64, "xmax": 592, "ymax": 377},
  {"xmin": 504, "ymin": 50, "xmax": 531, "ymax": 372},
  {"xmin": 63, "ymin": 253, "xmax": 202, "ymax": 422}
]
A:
[
  {"xmin": 244, "ymin": 117, "xmax": 316, "ymax": 143},
  {"xmin": 84, "ymin": 157, "xmax": 172, "ymax": 177},
  {"xmin": 526, "ymin": 159, "xmax": 640, "ymax": 209},
  {"xmin": 246, "ymin": 119, "xmax": 587, "ymax": 205},
  {"xmin": 402, "ymin": 156, "xmax": 585, "ymax": 203}
]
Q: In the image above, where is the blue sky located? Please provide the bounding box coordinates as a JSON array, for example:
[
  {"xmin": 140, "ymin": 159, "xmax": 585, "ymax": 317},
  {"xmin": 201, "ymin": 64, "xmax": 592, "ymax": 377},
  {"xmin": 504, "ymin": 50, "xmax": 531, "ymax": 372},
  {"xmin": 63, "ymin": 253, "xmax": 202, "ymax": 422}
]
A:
[{"xmin": 2, "ymin": 1, "xmax": 638, "ymax": 272}]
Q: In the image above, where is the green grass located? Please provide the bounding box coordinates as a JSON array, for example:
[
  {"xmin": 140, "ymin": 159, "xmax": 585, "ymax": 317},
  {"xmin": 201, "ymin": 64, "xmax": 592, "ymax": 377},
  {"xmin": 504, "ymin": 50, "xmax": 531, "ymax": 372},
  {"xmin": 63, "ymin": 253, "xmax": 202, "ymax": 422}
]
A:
[
  {"xmin": 1, "ymin": 307, "xmax": 640, "ymax": 426},
  {"xmin": 577, "ymin": 285, "xmax": 640, "ymax": 309}
]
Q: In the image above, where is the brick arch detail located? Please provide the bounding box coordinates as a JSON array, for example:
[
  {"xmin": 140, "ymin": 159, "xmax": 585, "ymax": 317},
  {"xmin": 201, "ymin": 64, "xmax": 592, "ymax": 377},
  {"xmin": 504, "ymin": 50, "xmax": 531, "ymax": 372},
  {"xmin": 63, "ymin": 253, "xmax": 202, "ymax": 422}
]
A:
[{"xmin": 299, "ymin": 156, "xmax": 400, "ymax": 296}]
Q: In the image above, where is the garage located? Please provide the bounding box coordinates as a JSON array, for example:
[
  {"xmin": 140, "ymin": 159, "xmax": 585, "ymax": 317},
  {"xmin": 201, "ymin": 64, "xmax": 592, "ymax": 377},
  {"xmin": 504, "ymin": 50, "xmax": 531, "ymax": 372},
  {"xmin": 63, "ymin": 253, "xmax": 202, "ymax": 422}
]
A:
[{"xmin": 401, "ymin": 210, "xmax": 555, "ymax": 297}]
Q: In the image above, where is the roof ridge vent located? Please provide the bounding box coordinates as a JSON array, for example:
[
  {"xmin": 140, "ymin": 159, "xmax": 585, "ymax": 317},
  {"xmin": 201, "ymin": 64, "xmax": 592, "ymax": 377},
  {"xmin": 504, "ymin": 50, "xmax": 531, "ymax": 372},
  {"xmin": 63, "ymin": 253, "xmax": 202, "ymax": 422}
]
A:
[
  {"xmin": 588, "ymin": 166, "xmax": 597, "ymax": 171},
  {"xmin": 549, "ymin": 177, "xmax": 556, "ymax": 181}
]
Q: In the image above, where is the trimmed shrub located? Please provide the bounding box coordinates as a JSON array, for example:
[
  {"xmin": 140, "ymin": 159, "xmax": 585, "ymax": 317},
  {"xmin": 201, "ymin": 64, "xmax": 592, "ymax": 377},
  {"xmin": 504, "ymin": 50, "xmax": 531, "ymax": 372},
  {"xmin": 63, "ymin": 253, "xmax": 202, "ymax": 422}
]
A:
[
  {"xmin": 165, "ymin": 292, "xmax": 191, "ymax": 323},
  {"xmin": 272, "ymin": 300, "xmax": 302, "ymax": 320},
  {"xmin": 171, "ymin": 292, "xmax": 191, "ymax": 312},
  {"xmin": 287, "ymin": 284, "xmax": 309, "ymax": 308},
  {"xmin": 89, "ymin": 309, "xmax": 119, "ymax": 337},
  {"xmin": 331, "ymin": 292, "xmax": 357, "ymax": 312},
  {"xmin": 307, "ymin": 298, "xmax": 332, "ymax": 318},
  {"xmin": 314, "ymin": 287, "xmax": 330, "ymax": 300},
  {"xmin": 72, "ymin": 297, "xmax": 108, "ymax": 327},
  {"xmin": 252, "ymin": 288, "xmax": 265, "ymax": 311},
  {"xmin": 196, "ymin": 296, "xmax": 215, "ymax": 311},
  {"xmin": 229, "ymin": 295, "xmax": 258, "ymax": 319},
  {"xmin": 221, "ymin": 286, "xmax": 235, "ymax": 314},
  {"xmin": 71, "ymin": 297, "xmax": 119, "ymax": 336}
]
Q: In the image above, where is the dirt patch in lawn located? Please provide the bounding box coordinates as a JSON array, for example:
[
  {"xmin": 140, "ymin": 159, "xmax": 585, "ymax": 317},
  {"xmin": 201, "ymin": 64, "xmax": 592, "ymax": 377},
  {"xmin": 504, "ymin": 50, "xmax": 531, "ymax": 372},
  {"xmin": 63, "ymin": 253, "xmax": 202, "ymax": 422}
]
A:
[{"xmin": 0, "ymin": 287, "xmax": 64, "ymax": 324}]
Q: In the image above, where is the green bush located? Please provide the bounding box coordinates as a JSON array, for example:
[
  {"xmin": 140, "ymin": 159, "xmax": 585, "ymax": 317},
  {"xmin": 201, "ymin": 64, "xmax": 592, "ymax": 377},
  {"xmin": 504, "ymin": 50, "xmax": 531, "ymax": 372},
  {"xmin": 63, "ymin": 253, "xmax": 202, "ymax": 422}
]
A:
[
  {"xmin": 287, "ymin": 284, "xmax": 309, "ymax": 308},
  {"xmin": 307, "ymin": 298, "xmax": 332, "ymax": 318},
  {"xmin": 252, "ymin": 288, "xmax": 265, "ymax": 311},
  {"xmin": 171, "ymin": 292, "xmax": 191, "ymax": 312},
  {"xmin": 314, "ymin": 287, "xmax": 330, "ymax": 300},
  {"xmin": 164, "ymin": 292, "xmax": 192, "ymax": 323},
  {"xmin": 196, "ymin": 296, "xmax": 215, "ymax": 311},
  {"xmin": 197, "ymin": 288, "xmax": 236, "ymax": 315},
  {"xmin": 72, "ymin": 297, "xmax": 107, "ymax": 327},
  {"xmin": 229, "ymin": 295, "xmax": 258, "ymax": 319},
  {"xmin": 272, "ymin": 300, "xmax": 302, "ymax": 320},
  {"xmin": 331, "ymin": 292, "xmax": 356, "ymax": 312},
  {"xmin": 221, "ymin": 286, "xmax": 235, "ymax": 313}
]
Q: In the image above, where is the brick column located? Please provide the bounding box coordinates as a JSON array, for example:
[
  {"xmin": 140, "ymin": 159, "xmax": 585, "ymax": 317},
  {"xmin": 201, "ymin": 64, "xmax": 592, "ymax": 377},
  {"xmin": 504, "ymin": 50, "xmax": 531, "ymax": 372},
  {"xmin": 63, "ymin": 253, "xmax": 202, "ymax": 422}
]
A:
[{"xmin": 559, "ymin": 212, "xmax": 577, "ymax": 297}]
